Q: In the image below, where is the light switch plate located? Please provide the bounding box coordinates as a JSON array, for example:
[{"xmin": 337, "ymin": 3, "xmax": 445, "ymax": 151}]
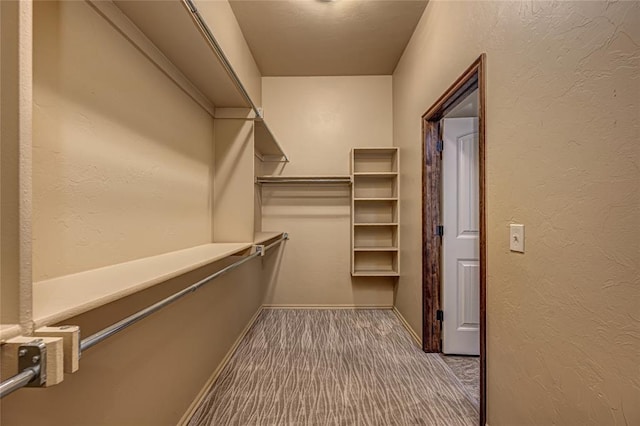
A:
[{"xmin": 510, "ymin": 224, "xmax": 525, "ymax": 252}]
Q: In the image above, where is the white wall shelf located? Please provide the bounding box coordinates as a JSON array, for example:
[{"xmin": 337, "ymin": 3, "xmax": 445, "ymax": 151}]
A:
[
  {"xmin": 353, "ymin": 248, "xmax": 399, "ymax": 252},
  {"xmin": 94, "ymin": 0, "xmax": 288, "ymax": 162},
  {"xmin": 32, "ymin": 243, "xmax": 253, "ymax": 328},
  {"xmin": 351, "ymin": 148, "xmax": 400, "ymax": 277},
  {"xmin": 354, "ymin": 223, "xmax": 399, "ymax": 226},
  {"xmin": 111, "ymin": 0, "xmax": 246, "ymax": 108},
  {"xmin": 353, "ymin": 172, "xmax": 398, "ymax": 177},
  {"xmin": 254, "ymin": 120, "xmax": 289, "ymax": 162},
  {"xmin": 254, "ymin": 231, "xmax": 286, "ymax": 245},
  {"xmin": 352, "ymin": 272, "xmax": 400, "ymax": 277},
  {"xmin": 256, "ymin": 175, "xmax": 351, "ymax": 184},
  {"xmin": 353, "ymin": 197, "xmax": 398, "ymax": 201}
]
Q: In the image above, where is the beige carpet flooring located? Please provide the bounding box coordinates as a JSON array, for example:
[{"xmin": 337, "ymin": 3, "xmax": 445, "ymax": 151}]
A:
[
  {"xmin": 188, "ymin": 309, "xmax": 479, "ymax": 425},
  {"xmin": 440, "ymin": 355, "xmax": 480, "ymax": 409}
]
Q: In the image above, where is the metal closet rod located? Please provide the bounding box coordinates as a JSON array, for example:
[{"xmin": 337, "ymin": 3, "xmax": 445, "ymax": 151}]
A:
[
  {"xmin": 0, "ymin": 368, "xmax": 39, "ymax": 399},
  {"xmin": 256, "ymin": 177, "xmax": 352, "ymax": 184},
  {"xmin": 0, "ymin": 234, "xmax": 288, "ymax": 399}
]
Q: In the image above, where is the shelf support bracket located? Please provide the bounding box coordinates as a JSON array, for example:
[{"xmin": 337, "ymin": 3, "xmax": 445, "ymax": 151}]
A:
[
  {"xmin": 18, "ymin": 341, "xmax": 47, "ymax": 388},
  {"xmin": 1, "ymin": 336, "xmax": 64, "ymax": 388},
  {"xmin": 34, "ymin": 326, "xmax": 80, "ymax": 373},
  {"xmin": 0, "ymin": 340, "xmax": 47, "ymax": 399}
]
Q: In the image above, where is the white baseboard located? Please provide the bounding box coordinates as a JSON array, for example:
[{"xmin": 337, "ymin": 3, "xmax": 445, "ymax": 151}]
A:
[
  {"xmin": 262, "ymin": 304, "xmax": 393, "ymax": 310},
  {"xmin": 177, "ymin": 306, "xmax": 264, "ymax": 426},
  {"xmin": 392, "ymin": 306, "xmax": 422, "ymax": 347}
]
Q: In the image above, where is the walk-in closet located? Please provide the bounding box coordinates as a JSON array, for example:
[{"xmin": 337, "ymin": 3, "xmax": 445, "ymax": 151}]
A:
[{"xmin": 1, "ymin": 1, "xmax": 637, "ymax": 425}]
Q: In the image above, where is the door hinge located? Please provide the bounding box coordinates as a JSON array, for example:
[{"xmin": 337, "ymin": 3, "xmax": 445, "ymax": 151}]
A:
[
  {"xmin": 436, "ymin": 140, "xmax": 443, "ymax": 152},
  {"xmin": 436, "ymin": 310, "xmax": 444, "ymax": 321},
  {"xmin": 436, "ymin": 225, "xmax": 444, "ymax": 237}
]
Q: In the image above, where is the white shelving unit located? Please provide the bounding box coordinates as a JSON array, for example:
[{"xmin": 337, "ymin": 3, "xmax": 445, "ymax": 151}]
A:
[{"xmin": 350, "ymin": 148, "xmax": 400, "ymax": 277}]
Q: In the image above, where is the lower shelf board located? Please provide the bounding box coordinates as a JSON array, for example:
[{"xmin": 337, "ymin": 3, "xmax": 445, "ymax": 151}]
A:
[
  {"xmin": 32, "ymin": 242, "xmax": 254, "ymax": 328},
  {"xmin": 352, "ymin": 271, "xmax": 400, "ymax": 277},
  {"xmin": 353, "ymin": 247, "xmax": 398, "ymax": 252},
  {"xmin": 254, "ymin": 231, "xmax": 286, "ymax": 245}
]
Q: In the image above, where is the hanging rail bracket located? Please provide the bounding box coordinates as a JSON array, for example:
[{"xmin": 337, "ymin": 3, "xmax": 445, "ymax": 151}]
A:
[
  {"xmin": 18, "ymin": 340, "xmax": 47, "ymax": 388},
  {"xmin": 0, "ymin": 340, "xmax": 47, "ymax": 399}
]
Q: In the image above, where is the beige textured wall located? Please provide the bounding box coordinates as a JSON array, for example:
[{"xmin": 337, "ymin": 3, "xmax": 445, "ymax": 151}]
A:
[
  {"xmin": 213, "ymin": 117, "xmax": 255, "ymax": 243},
  {"xmin": 1, "ymin": 0, "xmax": 32, "ymax": 329},
  {"xmin": 32, "ymin": 1, "xmax": 214, "ymax": 281},
  {"xmin": 261, "ymin": 76, "xmax": 395, "ymax": 306},
  {"xmin": 1, "ymin": 257, "xmax": 266, "ymax": 425},
  {"xmin": 393, "ymin": 1, "xmax": 640, "ymax": 425},
  {"xmin": 1, "ymin": 0, "xmax": 20, "ymax": 323}
]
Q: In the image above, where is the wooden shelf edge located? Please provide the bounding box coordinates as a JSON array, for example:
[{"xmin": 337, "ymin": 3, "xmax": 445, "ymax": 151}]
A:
[
  {"xmin": 353, "ymin": 197, "xmax": 398, "ymax": 201},
  {"xmin": 354, "ymin": 223, "xmax": 398, "ymax": 226},
  {"xmin": 32, "ymin": 242, "xmax": 254, "ymax": 328},
  {"xmin": 353, "ymin": 248, "xmax": 398, "ymax": 252},
  {"xmin": 352, "ymin": 272, "xmax": 400, "ymax": 277},
  {"xmin": 254, "ymin": 120, "xmax": 289, "ymax": 162},
  {"xmin": 0, "ymin": 324, "xmax": 23, "ymax": 342},
  {"xmin": 353, "ymin": 172, "xmax": 398, "ymax": 176},
  {"xmin": 258, "ymin": 175, "xmax": 350, "ymax": 178},
  {"xmin": 254, "ymin": 231, "xmax": 285, "ymax": 245},
  {"xmin": 352, "ymin": 147, "xmax": 398, "ymax": 151}
]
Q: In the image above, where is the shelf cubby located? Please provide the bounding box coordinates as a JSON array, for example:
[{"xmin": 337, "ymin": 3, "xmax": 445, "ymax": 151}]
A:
[
  {"xmin": 353, "ymin": 225, "xmax": 398, "ymax": 249},
  {"xmin": 352, "ymin": 148, "xmax": 398, "ymax": 173},
  {"xmin": 354, "ymin": 200, "xmax": 398, "ymax": 224},
  {"xmin": 353, "ymin": 252, "xmax": 399, "ymax": 276},
  {"xmin": 353, "ymin": 175, "xmax": 398, "ymax": 198}
]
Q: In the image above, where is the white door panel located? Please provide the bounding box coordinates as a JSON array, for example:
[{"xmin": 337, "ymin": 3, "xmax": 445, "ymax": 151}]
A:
[
  {"xmin": 457, "ymin": 260, "xmax": 480, "ymax": 329},
  {"xmin": 442, "ymin": 117, "xmax": 479, "ymax": 355},
  {"xmin": 456, "ymin": 133, "xmax": 479, "ymax": 237}
]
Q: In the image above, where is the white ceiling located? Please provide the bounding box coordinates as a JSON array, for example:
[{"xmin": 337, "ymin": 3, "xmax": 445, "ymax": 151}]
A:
[{"xmin": 228, "ymin": 0, "xmax": 428, "ymax": 76}]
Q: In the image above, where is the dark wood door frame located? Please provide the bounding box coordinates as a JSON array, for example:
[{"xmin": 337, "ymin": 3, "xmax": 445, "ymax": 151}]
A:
[{"xmin": 421, "ymin": 54, "xmax": 487, "ymax": 425}]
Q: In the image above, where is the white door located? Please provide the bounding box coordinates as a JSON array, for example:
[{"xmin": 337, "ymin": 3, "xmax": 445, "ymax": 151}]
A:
[{"xmin": 442, "ymin": 118, "xmax": 480, "ymax": 355}]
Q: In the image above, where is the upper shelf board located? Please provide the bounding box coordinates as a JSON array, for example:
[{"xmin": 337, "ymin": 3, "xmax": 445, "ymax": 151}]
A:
[
  {"xmin": 113, "ymin": 0, "xmax": 248, "ymax": 108},
  {"xmin": 254, "ymin": 231, "xmax": 286, "ymax": 245},
  {"xmin": 101, "ymin": 0, "xmax": 288, "ymax": 161}
]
